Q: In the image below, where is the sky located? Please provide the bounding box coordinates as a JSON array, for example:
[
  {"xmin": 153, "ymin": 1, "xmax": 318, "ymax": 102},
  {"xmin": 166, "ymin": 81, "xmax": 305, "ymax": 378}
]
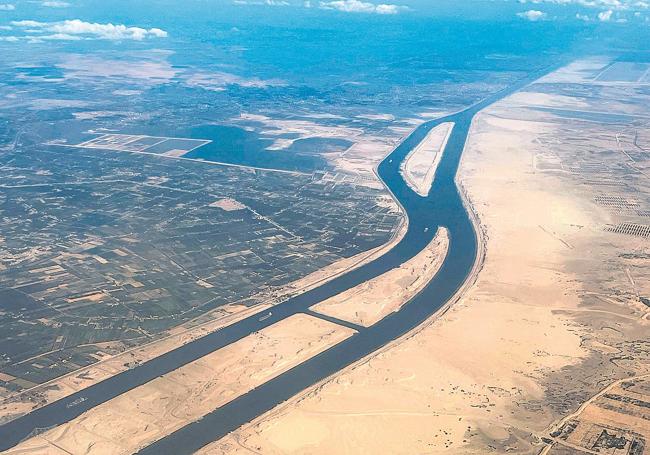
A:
[
  {"xmin": 0, "ymin": 0, "xmax": 649, "ymax": 77},
  {"xmin": 2, "ymin": 0, "xmax": 650, "ymax": 27},
  {"xmin": 0, "ymin": 0, "xmax": 649, "ymax": 171}
]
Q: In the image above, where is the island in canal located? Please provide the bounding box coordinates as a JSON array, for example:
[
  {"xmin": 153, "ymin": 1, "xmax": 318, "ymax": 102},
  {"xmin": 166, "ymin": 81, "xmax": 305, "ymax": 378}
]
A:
[{"xmin": 0, "ymin": 1, "xmax": 649, "ymax": 454}]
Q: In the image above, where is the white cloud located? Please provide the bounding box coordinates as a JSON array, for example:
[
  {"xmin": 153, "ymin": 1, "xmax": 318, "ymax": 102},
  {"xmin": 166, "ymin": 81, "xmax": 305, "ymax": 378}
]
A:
[
  {"xmin": 518, "ymin": 0, "xmax": 648, "ymax": 10},
  {"xmin": 319, "ymin": 0, "xmax": 402, "ymax": 14},
  {"xmin": 42, "ymin": 1, "xmax": 71, "ymax": 7},
  {"xmin": 0, "ymin": 3, "xmax": 15, "ymax": 10},
  {"xmin": 233, "ymin": 0, "xmax": 290, "ymax": 5},
  {"xmin": 11, "ymin": 20, "xmax": 43, "ymax": 27},
  {"xmin": 598, "ymin": 8, "xmax": 613, "ymax": 18},
  {"xmin": 40, "ymin": 33, "xmax": 80, "ymax": 40},
  {"xmin": 375, "ymin": 3, "xmax": 399, "ymax": 13},
  {"xmin": 9, "ymin": 19, "xmax": 168, "ymax": 40},
  {"xmin": 517, "ymin": 9, "xmax": 548, "ymax": 20},
  {"xmin": 232, "ymin": 0, "xmax": 404, "ymax": 13}
]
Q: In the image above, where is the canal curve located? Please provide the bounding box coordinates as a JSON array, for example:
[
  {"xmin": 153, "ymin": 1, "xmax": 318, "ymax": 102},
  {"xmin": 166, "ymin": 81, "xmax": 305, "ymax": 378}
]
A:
[{"xmin": 0, "ymin": 66, "xmax": 551, "ymax": 453}]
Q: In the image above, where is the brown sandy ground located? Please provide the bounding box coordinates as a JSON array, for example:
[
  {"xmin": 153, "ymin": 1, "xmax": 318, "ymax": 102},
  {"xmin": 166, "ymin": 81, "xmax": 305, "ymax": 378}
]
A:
[
  {"xmin": 4, "ymin": 314, "xmax": 354, "ymax": 455},
  {"xmin": 0, "ymin": 302, "xmax": 272, "ymax": 425},
  {"xmin": 195, "ymin": 58, "xmax": 650, "ymax": 455},
  {"xmin": 0, "ymin": 199, "xmax": 405, "ymax": 425},
  {"xmin": 400, "ymin": 122, "xmax": 454, "ymax": 196},
  {"xmin": 278, "ymin": 207, "xmax": 406, "ymax": 299},
  {"xmin": 312, "ymin": 227, "xmax": 448, "ymax": 327},
  {"xmin": 543, "ymin": 375, "xmax": 650, "ymax": 454},
  {"xmin": 0, "ymin": 94, "xmax": 406, "ymax": 424},
  {"xmin": 236, "ymin": 113, "xmax": 397, "ymax": 189}
]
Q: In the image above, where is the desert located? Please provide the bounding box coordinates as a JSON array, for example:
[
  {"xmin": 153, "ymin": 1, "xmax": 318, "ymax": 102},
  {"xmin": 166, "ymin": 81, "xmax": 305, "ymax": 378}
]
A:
[{"xmin": 196, "ymin": 58, "xmax": 650, "ymax": 455}]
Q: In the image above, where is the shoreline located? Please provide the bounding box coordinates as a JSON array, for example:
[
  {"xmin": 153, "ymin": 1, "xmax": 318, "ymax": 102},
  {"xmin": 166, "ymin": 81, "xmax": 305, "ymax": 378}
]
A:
[
  {"xmin": 0, "ymin": 153, "xmax": 409, "ymax": 426},
  {"xmin": 205, "ymin": 117, "xmax": 489, "ymax": 448},
  {"xmin": 400, "ymin": 122, "xmax": 454, "ymax": 197},
  {"xmin": 189, "ymin": 68, "xmax": 564, "ymax": 454},
  {"xmin": 1, "ymin": 68, "xmax": 553, "ymax": 453}
]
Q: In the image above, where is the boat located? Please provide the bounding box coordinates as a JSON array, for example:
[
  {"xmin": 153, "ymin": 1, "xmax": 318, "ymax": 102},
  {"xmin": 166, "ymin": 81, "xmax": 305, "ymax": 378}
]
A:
[{"xmin": 66, "ymin": 397, "xmax": 87, "ymax": 408}]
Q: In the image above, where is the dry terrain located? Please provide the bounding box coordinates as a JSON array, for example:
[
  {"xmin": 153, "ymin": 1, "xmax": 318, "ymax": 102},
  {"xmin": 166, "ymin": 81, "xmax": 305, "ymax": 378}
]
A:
[
  {"xmin": 4, "ymin": 314, "xmax": 355, "ymax": 454},
  {"xmin": 400, "ymin": 122, "xmax": 454, "ymax": 196},
  {"xmin": 312, "ymin": 227, "xmax": 448, "ymax": 326},
  {"xmin": 0, "ymin": 207, "xmax": 406, "ymax": 425},
  {"xmin": 196, "ymin": 58, "xmax": 650, "ymax": 455},
  {"xmin": 544, "ymin": 375, "xmax": 650, "ymax": 454}
]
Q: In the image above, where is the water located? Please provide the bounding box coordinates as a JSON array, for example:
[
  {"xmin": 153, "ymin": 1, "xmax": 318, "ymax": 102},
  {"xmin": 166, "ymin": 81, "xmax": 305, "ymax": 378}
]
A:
[
  {"xmin": 182, "ymin": 124, "xmax": 329, "ymax": 172},
  {"xmin": 135, "ymin": 67, "xmax": 556, "ymax": 454},
  {"xmin": 0, "ymin": 0, "xmax": 646, "ymax": 450},
  {"xmin": 0, "ymin": 65, "xmax": 552, "ymax": 453}
]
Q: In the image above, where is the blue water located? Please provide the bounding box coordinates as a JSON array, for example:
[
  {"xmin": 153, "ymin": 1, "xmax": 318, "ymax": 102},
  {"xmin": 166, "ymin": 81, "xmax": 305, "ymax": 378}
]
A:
[
  {"xmin": 0, "ymin": 65, "xmax": 551, "ymax": 453},
  {"xmin": 1, "ymin": 0, "xmax": 648, "ymax": 450}
]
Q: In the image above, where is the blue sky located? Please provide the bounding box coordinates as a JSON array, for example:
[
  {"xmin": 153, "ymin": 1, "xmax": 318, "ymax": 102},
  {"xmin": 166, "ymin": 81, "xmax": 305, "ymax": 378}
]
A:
[
  {"xmin": 1, "ymin": 0, "xmax": 650, "ymax": 23},
  {"xmin": 0, "ymin": 0, "xmax": 648, "ymax": 171},
  {"xmin": 0, "ymin": 0, "xmax": 648, "ymax": 61}
]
